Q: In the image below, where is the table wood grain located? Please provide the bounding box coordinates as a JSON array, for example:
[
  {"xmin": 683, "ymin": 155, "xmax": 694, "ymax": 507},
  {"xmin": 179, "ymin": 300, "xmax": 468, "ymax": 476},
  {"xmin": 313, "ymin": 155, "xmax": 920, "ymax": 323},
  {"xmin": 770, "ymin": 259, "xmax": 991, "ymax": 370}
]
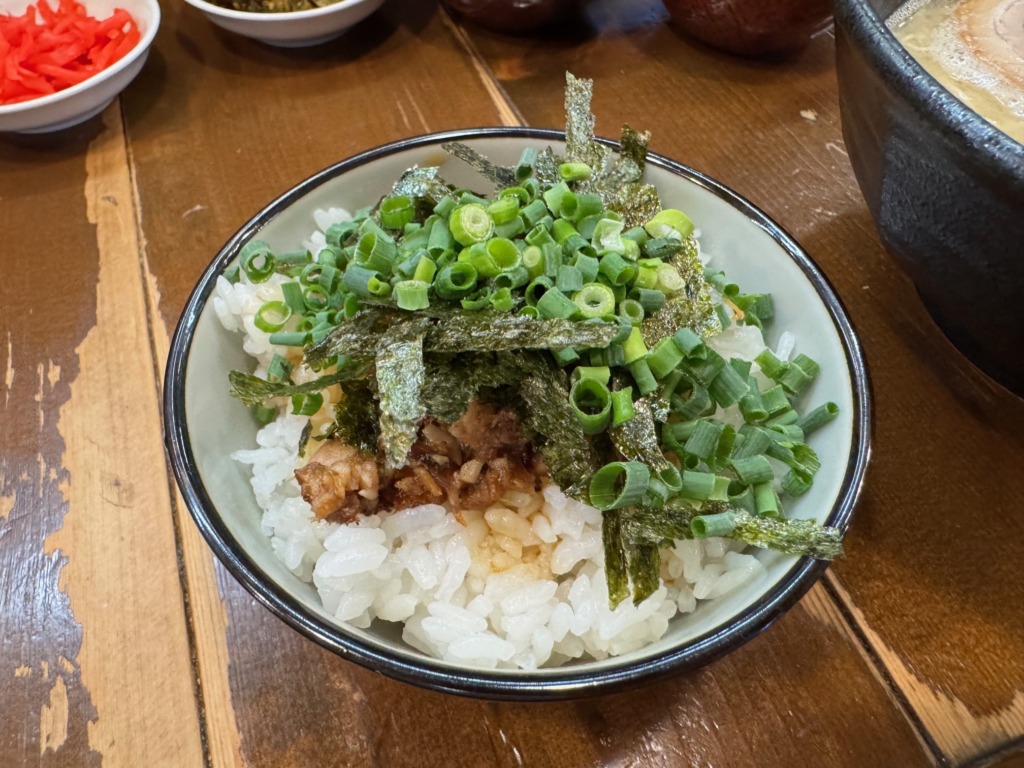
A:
[{"xmin": 1, "ymin": 0, "xmax": 1022, "ymax": 766}]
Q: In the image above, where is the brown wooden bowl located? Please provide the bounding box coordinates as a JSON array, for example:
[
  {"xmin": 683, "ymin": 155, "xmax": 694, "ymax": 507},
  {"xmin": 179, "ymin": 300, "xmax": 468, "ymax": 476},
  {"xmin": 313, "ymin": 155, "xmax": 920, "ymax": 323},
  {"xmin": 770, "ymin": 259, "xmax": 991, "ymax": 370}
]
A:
[
  {"xmin": 662, "ymin": 0, "xmax": 833, "ymax": 56},
  {"xmin": 439, "ymin": 0, "xmax": 586, "ymax": 33}
]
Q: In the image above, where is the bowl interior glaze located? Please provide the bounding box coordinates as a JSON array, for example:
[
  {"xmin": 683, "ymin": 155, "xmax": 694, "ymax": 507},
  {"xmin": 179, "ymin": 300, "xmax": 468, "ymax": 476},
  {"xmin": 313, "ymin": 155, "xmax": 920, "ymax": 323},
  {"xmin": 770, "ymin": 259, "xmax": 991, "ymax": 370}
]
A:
[{"xmin": 165, "ymin": 129, "xmax": 870, "ymax": 699}]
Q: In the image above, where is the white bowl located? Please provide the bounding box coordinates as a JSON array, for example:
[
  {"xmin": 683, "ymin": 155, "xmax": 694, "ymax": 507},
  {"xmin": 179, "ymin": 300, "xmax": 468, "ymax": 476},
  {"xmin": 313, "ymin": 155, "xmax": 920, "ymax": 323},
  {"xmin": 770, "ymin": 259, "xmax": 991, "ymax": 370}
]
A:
[
  {"xmin": 181, "ymin": 0, "xmax": 385, "ymax": 47},
  {"xmin": 0, "ymin": 0, "xmax": 159, "ymax": 133},
  {"xmin": 165, "ymin": 129, "xmax": 871, "ymax": 699}
]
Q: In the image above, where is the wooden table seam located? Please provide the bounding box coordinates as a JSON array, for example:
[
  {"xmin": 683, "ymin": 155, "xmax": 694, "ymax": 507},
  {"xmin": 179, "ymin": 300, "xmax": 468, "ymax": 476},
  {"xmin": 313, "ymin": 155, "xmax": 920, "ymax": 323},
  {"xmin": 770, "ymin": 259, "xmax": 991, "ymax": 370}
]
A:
[{"xmin": 118, "ymin": 95, "xmax": 217, "ymax": 768}]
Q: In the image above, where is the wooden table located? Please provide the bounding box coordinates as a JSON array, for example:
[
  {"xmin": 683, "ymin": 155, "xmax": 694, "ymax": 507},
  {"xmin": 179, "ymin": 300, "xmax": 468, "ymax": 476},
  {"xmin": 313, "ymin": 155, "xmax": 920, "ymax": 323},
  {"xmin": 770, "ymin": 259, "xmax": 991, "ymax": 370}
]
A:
[{"xmin": 3, "ymin": 0, "xmax": 1023, "ymax": 765}]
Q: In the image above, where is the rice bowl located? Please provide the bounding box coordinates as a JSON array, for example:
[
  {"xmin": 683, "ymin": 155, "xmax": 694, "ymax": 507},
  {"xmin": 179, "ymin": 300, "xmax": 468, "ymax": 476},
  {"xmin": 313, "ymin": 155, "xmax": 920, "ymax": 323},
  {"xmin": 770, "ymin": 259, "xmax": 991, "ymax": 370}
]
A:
[{"xmin": 164, "ymin": 128, "xmax": 870, "ymax": 698}]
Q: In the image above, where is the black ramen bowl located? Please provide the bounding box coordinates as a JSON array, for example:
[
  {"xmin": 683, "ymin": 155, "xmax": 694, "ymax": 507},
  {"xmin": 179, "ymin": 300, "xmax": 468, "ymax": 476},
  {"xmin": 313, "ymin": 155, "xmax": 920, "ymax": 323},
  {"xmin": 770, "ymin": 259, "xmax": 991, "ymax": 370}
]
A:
[{"xmin": 834, "ymin": 0, "xmax": 1024, "ymax": 395}]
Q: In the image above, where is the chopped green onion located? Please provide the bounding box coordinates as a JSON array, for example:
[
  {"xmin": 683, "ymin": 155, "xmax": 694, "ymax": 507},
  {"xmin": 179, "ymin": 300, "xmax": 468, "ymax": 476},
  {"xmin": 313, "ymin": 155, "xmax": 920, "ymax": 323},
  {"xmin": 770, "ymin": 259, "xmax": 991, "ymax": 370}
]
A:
[
  {"xmin": 610, "ymin": 387, "xmax": 636, "ymax": 426},
  {"xmin": 731, "ymin": 455, "xmax": 774, "ymax": 486},
  {"xmin": 241, "ymin": 246, "xmax": 275, "ymax": 284},
  {"xmin": 753, "ymin": 481, "xmax": 780, "ymax": 517},
  {"xmin": 572, "ymin": 366, "xmax": 611, "ymax": 385},
  {"xmin": 253, "ymin": 403, "xmax": 277, "ymax": 424},
  {"xmin": 655, "ymin": 263, "xmax": 686, "ymax": 294},
  {"xmin": 628, "ymin": 358, "xmax": 658, "ymax": 395},
  {"xmin": 488, "ymin": 287, "xmax": 515, "ymax": 312},
  {"xmin": 449, "ymin": 204, "xmax": 494, "ymax": 246},
  {"xmin": 573, "ymin": 282, "xmax": 616, "ymax": 318},
  {"xmin": 543, "ymin": 182, "xmax": 573, "ymax": 217},
  {"xmin": 561, "ymin": 193, "xmax": 603, "ymax": 222},
  {"xmin": 268, "ymin": 330, "xmax": 308, "ymax": 347},
  {"xmin": 291, "ymin": 392, "xmax": 323, "ymax": 417},
  {"xmin": 556, "ymin": 265, "xmax": 584, "ymax": 293},
  {"xmin": 570, "ymin": 378, "xmax": 612, "ymax": 434},
  {"xmin": 521, "ymin": 199, "xmax": 549, "ymax": 228},
  {"xmin": 516, "ymin": 147, "xmax": 537, "ymax": 180},
  {"xmin": 670, "ymin": 384, "xmax": 713, "ymax": 421},
  {"xmin": 254, "ymin": 301, "xmax": 292, "ymax": 333},
  {"xmin": 589, "ymin": 461, "xmax": 651, "ymax": 510},
  {"xmin": 760, "ymin": 384, "xmax": 791, "ymax": 417},
  {"xmin": 558, "ymin": 162, "xmax": 592, "ymax": 182},
  {"xmin": 647, "ymin": 336, "xmax": 684, "ymax": 379},
  {"xmin": 632, "ymin": 288, "xmax": 665, "ymax": 314},
  {"xmin": 536, "ymin": 287, "xmax": 578, "ymax": 320},
  {"xmin": 394, "ymin": 280, "xmax": 430, "ymax": 311},
  {"xmin": 572, "ymin": 253, "xmax": 600, "ymax": 283},
  {"xmin": 691, "ymin": 511, "xmax": 737, "ymax": 539},
  {"xmin": 487, "ymin": 196, "xmax": 520, "ymax": 225},
  {"xmin": 597, "ymin": 252, "xmax": 637, "ymax": 286},
  {"xmin": 525, "ymin": 276, "xmax": 553, "ymax": 306},
  {"xmin": 672, "ymin": 328, "xmax": 705, "ymax": 357},
  {"xmin": 679, "ymin": 470, "xmax": 717, "ymax": 500},
  {"xmin": 552, "ymin": 346, "xmax": 580, "ymax": 367},
  {"xmin": 708, "ymin": 362, "xmax": 750, "ymax": 408},
  {"xmin": 797, "ymin": 402, "xmax": 839, "ymax": 436},
  {"xmin": 644, "ymin": 208, "xmax": 695, "ymax": 240},
  {"xmin": 622, "ymin": 327, "xmax": 648, "ymax": 364},
  {"xmin": 617, "ymin": 299, "xmax": 645, "ymax": 326},
  {"xmin": 551, "ymin": 217, "xmax": 578, "ymax": 245},
  {"xmin": 522, "ymin": 245, "xmax": 546, "ymax": 279},
  {"xmin": 435, "ymin": 262, "xmax": 478, "ymax": 300},
  {"xmin": 379, "ymin": 195, "xmax": 414, "ymax": 230}
]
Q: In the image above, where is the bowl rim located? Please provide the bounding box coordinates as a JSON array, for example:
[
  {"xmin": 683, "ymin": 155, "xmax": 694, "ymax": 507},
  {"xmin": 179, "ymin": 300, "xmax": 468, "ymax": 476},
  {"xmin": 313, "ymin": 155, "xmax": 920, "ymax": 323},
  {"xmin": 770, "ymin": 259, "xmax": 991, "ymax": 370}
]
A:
[
  {"xmin": 164, "ymin": 126, "xmax": 872, "ymax": 700},
  {"xmin": 0, "ymin": 0, "xmax": 160, "ymax": 117},
  {"xmin": 180, "ymin": 0, "xmax": 376, "ymax": 22},
  {"xmin": 833, "ymin": 0, "xmax": 1024, "ymax": 166}
]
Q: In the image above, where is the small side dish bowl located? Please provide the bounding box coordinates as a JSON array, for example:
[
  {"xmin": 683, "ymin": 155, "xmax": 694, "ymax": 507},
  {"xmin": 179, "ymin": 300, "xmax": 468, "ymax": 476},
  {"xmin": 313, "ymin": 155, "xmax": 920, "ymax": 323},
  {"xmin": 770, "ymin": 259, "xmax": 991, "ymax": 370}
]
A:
[
  {"xmin": 0, "ymin": 0, "xmax": 159, "ymax": 133},
  {"xmin": 180, "ymin": 0, "xmax": 384, "ymax": 47},
  {"xmin": 164, "ymin": 129, "xmax": 871, "ymax": 699}
]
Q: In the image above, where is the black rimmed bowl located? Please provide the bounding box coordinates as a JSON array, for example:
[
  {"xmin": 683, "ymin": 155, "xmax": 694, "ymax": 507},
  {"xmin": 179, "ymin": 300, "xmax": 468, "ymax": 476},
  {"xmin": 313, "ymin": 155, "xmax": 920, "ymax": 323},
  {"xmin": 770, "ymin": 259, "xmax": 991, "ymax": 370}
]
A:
[
  {"xmin": 834, "ymin": 0, "xmax": 1024, "ymax": 395},
  {"xmin": 164, "ymin": 128, "xmax": 871, "ymax": 700}
]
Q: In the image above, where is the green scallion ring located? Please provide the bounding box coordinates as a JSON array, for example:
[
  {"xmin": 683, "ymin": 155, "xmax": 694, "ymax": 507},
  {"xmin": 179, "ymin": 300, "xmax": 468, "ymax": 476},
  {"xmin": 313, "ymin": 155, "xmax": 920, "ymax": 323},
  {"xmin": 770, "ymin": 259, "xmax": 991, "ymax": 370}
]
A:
[
  {"xmin": 291, "ymin": 392, "xmax": 324, "ymax": 417},
  {"xmin": 449, "ymin": 204, "xmax": 494, "ymax": 246},
  {"xmin": 588, "ymin": 461, "xmax": 650, "ymax": 511},
  {"xmin": 253, "ymin": 301, "xmax": 292, "ymax": 333},
  {"xmin": 573, "ymin": 282, "xmax": 615, "ymax": 318},
  {"xmin": 241, "ymin": 248, "xmax": 275, "ymax": 284},
  {"xmin": 569, "ymin": 378, "xmax": 612, "ymax": 435}
]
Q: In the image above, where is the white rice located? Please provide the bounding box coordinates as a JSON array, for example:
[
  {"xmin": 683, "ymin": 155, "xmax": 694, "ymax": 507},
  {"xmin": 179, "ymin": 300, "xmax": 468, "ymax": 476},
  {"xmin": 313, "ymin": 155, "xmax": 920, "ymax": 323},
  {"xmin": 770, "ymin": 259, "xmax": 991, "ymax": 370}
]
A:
[{"xmin": 218, "ymin": 211, "xmax": 775, "ymax": 670}]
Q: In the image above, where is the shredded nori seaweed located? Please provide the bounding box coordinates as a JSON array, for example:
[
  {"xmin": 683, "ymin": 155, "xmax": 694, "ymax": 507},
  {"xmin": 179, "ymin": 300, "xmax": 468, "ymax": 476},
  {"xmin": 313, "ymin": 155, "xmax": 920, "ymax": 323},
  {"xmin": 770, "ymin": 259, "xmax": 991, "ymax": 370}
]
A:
[
  {"xmin": 610, "ymin": 398, "xmax": 672, "ymax": 473},
  {"xmin": 518, "ymin": 357, "xmax": 597, "ymax": 498},
  {"xmin": 228, "ymin": 364, "xmax": 371, "ymax": 407},
  {"xmin": 375, "ymin": 336, "xmax": 426, "ymax": 470},
  {"xmin": 626, "ymin": 541, "xmax": 661, "ymax": 605},
  {"xmin": 390, "ymin": 166, "xmax": 453, "ymax": 204},
  {"xmin": 442, "ymin": 142, "xmax": 518, "ymax": 189},
  {"xmin": 421, "ymin": 351, "xmax": 531, "ymax": 425},
  {"xmin": 427, "ymin": 314, "xmax": 619, "ymax": 353},
  {"xmin": 309, "ymin": 308, "xmax": 620, "ymax": 364},
  {"xmin": 621, "ymin": 501, "xmax": 697, "ymax": 546},
  {"xmin": 602, "ymin": 510, "xmax": 631, "ymax": 609},
  {"xmin": 324, "ymin": 379, "xmax": 380, "ymax": 454},
  {"xmin": 730, "ymin": 510, "xmax": 844, "ymax": 559}
]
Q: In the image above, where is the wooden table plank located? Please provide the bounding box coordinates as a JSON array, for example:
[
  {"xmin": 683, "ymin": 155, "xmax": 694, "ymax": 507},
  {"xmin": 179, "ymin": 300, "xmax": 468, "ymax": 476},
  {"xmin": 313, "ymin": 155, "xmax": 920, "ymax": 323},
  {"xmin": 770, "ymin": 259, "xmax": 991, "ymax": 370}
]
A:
[
  {"xmin": 0, "ymin": 111, "xmax": 204, "ymax": 765},
  {"xmin": 119, "ymin": 2, "xmax": 520, "ymax": 766},
  {"xmin": 119, "ymin": 2, "xmax": 935, "ymax": 766},
  {"xmin": 454, "ymin": 2, "xmax": 1024, "ymax": 763}
]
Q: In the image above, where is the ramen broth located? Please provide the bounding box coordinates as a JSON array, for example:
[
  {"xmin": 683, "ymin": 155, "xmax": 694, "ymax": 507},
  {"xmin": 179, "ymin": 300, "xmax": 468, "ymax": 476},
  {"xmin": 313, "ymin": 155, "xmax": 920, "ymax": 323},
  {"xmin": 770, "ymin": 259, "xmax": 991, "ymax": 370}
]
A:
[{"xmin": 889, "ymin": 0, "xmax": 1024, "ymax": 143}]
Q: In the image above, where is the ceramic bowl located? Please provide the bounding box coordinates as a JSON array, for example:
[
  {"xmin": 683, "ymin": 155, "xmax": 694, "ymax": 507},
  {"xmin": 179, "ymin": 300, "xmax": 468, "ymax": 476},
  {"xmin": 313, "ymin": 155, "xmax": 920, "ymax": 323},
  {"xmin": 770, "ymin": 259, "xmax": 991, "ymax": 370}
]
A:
[
  {"xmin": 164, "ymin": 128, "xmax": 871, "ymax": 699},
  {"xmin": 181, "ymin": 0, "xmax": 384, "ymax": 47},
  {"xmin": 0, "ymin": 0, "xmax": 159, "ymax": 133},
  {"xmin": 438, "ymin": 0, "xmax": 588, "ymax": 33},
  {"xmin": 834, "ymin": 0, "xmax": 1024, "ymax": 395},
  {"xmin": 662, "ymin": 0, "xmax": 833, "ymax": 56}
]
